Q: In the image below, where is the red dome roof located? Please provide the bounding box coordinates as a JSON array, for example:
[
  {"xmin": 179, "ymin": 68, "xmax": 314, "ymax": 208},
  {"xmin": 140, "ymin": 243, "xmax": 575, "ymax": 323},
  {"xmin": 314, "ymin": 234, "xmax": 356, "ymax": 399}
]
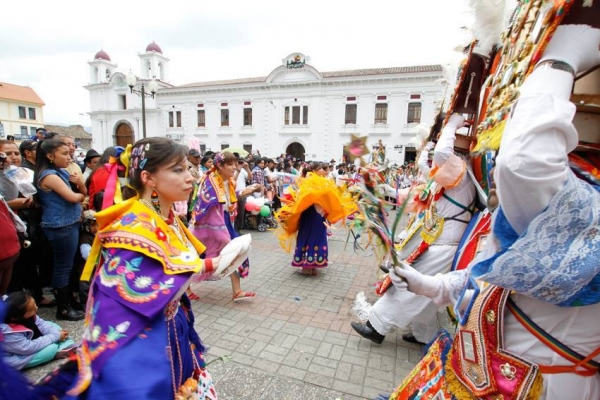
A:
[
  {"xmin": 94, "ymin": 49, "xmax": 111, "ymax": 61},
  {"xmin": 145, "ymin": 41, "xmax": 163, "ymax": 54}
]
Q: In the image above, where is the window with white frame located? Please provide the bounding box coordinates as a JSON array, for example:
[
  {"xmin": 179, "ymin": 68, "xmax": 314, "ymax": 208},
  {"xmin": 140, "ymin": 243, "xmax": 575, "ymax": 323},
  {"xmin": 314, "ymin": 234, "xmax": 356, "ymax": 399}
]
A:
[
  {"xmin": 18, "ymin": 106, "xmax": 26, "ymax": 119},
  {"xmin": 118, "ymin": 95, "xmax": 127, "ymax": 110},
  {"xmin": 169, "ymin": 111, "xmax": 182, "ymax": 128},
  {"xmin": 197, "ymin": 104, "xmax": 205, "ymax": 127},
  {"xmin": 407, "ymin": 102, "xmax": 422, "ymax": 124},
  {"xmin": 221, "ymin": 109, "xmax": 229, "ymax": 127},
  {"xmin": 374, "ymin": 103, "xmax": 388, "ymax": 124},
  {"xmin": 243, "ymin": 107, "xmax": 252, "ymax": 126},
  {"xmin": 28, "ymin": 107, "xmax": 36, "ymax": 120},
  {"xmin": 284, "ymin": 105, "xmax": 309, "ymax": 125},
  {"xmin": 345, "ymin": 96, "xmax": 357, "ymax": 124},
  {"xmin": 220, "ymin": 103, "xmax": 229, "ymax": 127}
]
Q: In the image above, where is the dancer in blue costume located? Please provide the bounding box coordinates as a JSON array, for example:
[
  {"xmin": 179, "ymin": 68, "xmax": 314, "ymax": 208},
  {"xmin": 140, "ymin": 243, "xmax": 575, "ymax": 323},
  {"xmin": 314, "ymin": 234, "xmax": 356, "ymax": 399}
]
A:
[
  {"xmin": 291, "ymin": 162, "xmax": 330, "ymax": 275},
  {"xmin": 31, "ymin": 137, "xmax": 250, "ymax": 399}
]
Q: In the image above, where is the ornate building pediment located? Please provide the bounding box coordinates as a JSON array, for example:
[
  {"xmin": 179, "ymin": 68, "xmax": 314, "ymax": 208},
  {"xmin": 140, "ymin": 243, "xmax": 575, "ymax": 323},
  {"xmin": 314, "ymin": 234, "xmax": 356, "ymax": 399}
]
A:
[{"xmin": 266, "ymin": 53, "xmax": 322, "ymax": 84}]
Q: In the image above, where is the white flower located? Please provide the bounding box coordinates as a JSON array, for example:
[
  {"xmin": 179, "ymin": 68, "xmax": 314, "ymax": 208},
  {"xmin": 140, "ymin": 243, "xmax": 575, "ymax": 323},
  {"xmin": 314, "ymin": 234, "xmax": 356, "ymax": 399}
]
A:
[
  {"xmin": 116, "ymin": 321, "xmax": 130, "ymax": 333},
  {"xmin": 134, "ymin": 276, "xmax": 153, "ymax": 289}
]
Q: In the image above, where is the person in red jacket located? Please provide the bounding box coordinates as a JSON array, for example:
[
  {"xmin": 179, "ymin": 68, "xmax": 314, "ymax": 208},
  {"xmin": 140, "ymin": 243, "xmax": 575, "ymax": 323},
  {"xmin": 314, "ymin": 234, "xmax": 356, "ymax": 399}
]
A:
[{"xmin": 0, "ymin": 192, "xmax": 21, "ymax": 296}]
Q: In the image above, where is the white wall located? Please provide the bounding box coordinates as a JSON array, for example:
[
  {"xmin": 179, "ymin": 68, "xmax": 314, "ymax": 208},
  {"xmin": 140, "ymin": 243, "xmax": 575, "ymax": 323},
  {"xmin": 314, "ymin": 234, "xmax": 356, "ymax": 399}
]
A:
[{"xmin": 88, "ymin": 61, "xmax": 445, "ymax": 159}]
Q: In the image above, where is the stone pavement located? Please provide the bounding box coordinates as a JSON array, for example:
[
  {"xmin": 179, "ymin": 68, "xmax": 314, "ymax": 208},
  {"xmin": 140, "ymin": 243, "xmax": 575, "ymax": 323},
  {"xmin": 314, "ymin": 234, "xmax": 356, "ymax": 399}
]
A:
[{"xmin": 26, "ymin": 222, "xmax": 434, "ymax": 399}]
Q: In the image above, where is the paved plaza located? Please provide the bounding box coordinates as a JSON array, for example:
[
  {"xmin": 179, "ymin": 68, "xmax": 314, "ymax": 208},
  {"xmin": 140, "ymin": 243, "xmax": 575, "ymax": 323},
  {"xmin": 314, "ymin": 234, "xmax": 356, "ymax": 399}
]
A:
[{"xmin": 26, "ymin": 222, "xmax": 432, "ymax": 399}]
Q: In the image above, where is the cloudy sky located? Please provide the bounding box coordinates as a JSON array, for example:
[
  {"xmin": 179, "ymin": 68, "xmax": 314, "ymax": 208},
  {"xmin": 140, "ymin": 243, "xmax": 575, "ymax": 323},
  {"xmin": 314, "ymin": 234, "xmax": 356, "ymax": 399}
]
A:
[{"xmin": 1, "ymin": 0, "xmax": 483, "ymax": 126}]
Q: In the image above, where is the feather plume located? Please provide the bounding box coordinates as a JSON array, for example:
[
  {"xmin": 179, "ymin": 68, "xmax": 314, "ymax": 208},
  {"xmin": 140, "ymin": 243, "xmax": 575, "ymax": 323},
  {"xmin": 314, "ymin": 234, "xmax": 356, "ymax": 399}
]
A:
[
  {"xmin": 408, "ymin": 123, "xmax": 432, "ymax": 148},
  {"xmin": 352, "ymin": 291, "xmax": 373, "ymax": 321},
  {"xmin": 467, "ymin": 0, "xmax": 512, "ymax": 55}
]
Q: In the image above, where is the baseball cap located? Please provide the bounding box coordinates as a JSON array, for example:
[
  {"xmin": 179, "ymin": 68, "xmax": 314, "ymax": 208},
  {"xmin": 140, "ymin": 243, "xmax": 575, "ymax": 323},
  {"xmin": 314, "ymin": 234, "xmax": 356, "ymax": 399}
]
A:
[{"xmin": 189, "ymin": 149, "xmax": 201, "ymax": 157}]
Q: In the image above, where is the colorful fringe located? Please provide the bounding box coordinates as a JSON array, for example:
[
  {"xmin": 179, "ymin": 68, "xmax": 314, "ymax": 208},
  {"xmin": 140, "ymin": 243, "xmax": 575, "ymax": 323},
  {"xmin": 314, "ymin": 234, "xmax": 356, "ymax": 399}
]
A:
[{"xmin": 389, "ymin": 330, "xmax": 454, "ymax": 400}]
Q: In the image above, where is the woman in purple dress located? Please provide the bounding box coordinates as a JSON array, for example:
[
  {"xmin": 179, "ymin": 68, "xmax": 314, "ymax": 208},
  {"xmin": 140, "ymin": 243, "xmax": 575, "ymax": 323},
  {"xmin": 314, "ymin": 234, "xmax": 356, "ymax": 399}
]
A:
[{"xmin": 42, "ymin": 137, "xmax": 250, "ymax": 399}]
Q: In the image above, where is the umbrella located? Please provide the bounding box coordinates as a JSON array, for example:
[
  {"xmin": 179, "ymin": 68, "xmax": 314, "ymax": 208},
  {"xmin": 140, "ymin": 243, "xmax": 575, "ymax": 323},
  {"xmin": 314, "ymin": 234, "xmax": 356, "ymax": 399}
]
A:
[{"xmin": 221, "ymin": 147, "xmax": 249, "ymax": 157}]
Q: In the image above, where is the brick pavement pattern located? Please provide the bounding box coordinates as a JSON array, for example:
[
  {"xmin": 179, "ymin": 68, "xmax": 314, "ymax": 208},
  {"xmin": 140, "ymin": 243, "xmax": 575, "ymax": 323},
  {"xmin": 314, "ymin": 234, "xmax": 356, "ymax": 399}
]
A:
[
  {"xmin": 27, "ymin": 224, "xmax": 426, "ymax": 399},
  {"xmin": 189, "ymin": 226, "xmax": 423, "ymax": 399}
]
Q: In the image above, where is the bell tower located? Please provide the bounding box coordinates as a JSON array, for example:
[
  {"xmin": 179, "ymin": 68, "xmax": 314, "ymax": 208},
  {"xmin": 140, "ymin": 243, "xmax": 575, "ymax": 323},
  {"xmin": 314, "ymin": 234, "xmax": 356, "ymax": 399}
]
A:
[
  {"xmin": 88, "ymin": 49, "xmax": 117, "ymax": 84},
  {"xmin": 139, "ymin": 41, "xmax": 170, "ymax": 81}
]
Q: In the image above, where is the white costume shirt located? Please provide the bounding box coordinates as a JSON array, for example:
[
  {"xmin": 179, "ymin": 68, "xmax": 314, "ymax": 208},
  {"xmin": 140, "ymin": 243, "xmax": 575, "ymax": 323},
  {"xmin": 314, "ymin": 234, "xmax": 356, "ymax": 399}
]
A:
[
  {"xmin": 368, "ymin": 124, "xmax": 475, "ymax": 342},
  {"xmin": 236, "ymin": 168, "xmax": 248, "ymax": 192},
  {"xmin": 434, "ymin": 69, "xmax": 600, "ymax": 399}
]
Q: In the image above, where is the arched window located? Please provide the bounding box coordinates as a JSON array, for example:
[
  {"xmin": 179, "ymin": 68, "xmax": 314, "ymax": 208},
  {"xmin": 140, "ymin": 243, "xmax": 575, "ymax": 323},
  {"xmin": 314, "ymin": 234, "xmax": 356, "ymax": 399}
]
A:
[
  {"xmin": 158, "ymin": 62, "xmax": 165, "ymax": 80},
  {"xmin": 93, "ymin": 67, "xmax": 99, "ymax": 84},
  {"xmin": 105, "ymin": 69, "xmax": 111, "ymax": 80}
]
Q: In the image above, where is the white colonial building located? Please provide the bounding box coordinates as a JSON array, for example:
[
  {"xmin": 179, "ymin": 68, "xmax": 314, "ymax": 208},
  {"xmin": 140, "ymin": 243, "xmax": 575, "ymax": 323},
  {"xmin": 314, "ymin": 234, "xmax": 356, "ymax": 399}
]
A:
[{"xmin": 86, "ymin": 43, "xmax": 446, "ymax": 163}]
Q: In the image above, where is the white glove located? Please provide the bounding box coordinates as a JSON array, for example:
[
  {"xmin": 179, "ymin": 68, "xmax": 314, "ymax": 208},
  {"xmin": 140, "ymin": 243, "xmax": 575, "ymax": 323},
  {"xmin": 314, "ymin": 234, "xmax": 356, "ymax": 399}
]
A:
[
  {"xmin": 388, "ymin": 268, "xmax": 408, "ymax": 291},
  {"xmin": 540, "ymin": 25, "xmax": 600, "ymax": 74},
  {"xmin": 445, "ymin": 114, "xmax": 466, "ymax": 130},
  {"xmin": 425, "ymin": 141, "xmax": 435, "ymax": 151},
  {"xmin": 393, "ymin": 264, "xmax": 441, "ymax": 298}
]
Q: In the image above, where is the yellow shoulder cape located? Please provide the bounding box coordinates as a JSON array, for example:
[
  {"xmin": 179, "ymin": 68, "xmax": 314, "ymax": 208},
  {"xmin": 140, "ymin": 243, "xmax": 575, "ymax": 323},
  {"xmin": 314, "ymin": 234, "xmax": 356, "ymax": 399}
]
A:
[{"xmin": 81, "ymin": 198, "xmax": 207, "ymax": 281}]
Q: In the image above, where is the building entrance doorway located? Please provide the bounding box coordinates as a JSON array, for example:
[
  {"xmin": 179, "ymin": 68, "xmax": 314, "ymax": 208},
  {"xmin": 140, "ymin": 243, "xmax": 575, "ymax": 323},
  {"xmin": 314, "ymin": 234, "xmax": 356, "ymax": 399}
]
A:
[
  {"xmin": 285, "ymin": 142, "xmax": 305, "ymax": 160},
  {"xmin": 115, "ymin": 123, "xmax": 134, "ymax": 148},
  {"xmin": 404, "ymin": 147, "xmax": 417, "ymax": 164}
]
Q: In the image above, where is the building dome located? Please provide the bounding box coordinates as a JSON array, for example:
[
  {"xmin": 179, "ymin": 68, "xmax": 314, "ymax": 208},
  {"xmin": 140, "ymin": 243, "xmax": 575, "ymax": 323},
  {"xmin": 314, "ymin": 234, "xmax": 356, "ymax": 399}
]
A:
[
  {"xmin": 145, "ymin": 41, "xmax": 163, "ymax": 54},
  {"xmin": 94, "ymin": 49, "xmax": 111, "ymax": 61}
]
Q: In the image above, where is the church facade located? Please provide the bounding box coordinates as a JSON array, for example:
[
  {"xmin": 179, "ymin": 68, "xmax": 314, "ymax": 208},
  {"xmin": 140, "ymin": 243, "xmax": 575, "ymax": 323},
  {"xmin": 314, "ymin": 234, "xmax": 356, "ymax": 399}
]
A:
[{"xmin": 86, "ymin": 43, "xmax": 445, "ymax": 163}]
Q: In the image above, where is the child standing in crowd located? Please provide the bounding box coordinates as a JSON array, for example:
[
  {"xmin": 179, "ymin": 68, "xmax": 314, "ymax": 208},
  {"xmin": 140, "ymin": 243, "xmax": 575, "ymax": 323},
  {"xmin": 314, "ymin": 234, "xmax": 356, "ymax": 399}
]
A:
[{"xmin": 1, "ymin": 291, "xmax": 75, "ymax": 370}]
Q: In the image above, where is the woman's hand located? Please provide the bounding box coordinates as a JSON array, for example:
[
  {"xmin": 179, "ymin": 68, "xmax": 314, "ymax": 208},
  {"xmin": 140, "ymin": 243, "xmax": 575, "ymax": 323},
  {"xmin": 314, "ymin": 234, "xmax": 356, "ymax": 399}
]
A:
[
  {"xmin": 69, "ymin": 173, "xmax": 87, "ymax": 195},
  {"xmin": 41, "ymin": 174, "xmax": 86, "ymax": 203},
  {"xmin": 23, "ymin": 196, "xmax": 34, "ymax": 208},
  {"xmin": 6, "ymin": 196, "xmax": 34, "ymax": 211},
  {"xmin": 59, "ymin": 330, "xmax": 69, "ymax": 342}
]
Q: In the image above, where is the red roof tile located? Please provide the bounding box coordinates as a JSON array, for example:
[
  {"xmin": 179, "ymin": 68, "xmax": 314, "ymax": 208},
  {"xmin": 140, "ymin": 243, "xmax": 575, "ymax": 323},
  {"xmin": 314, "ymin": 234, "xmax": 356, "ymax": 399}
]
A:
[
  {"xmin": 0, "ymin": 82, "xmax": 45, "ymax": 105},
  {"xmin": 178, "ymin": 64, "xmax": 443, "ymax": 88}
]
